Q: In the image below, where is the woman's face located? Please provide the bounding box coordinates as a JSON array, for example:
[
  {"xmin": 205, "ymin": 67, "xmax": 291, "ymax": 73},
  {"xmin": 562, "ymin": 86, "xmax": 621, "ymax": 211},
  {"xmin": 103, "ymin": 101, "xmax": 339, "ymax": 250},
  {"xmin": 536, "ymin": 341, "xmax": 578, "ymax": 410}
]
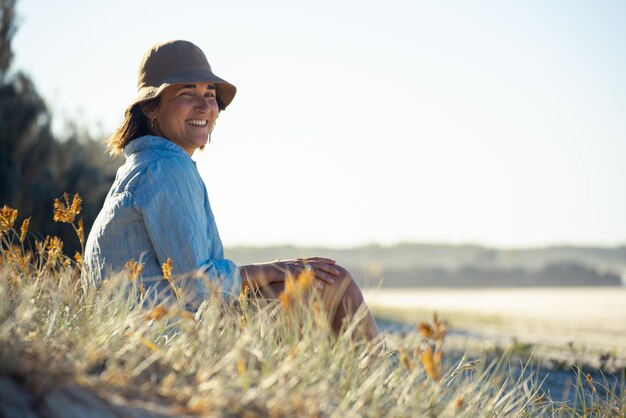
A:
[{"xmin": 144, "ymin": 82, "xmax": 219, "ymax": 156}]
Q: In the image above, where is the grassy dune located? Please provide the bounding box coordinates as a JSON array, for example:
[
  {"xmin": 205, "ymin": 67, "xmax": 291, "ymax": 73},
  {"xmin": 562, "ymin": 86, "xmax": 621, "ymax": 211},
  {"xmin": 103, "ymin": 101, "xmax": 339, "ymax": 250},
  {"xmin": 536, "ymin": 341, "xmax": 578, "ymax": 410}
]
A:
[{"xmin": 1, "ymin": 201, "xmax": 625, "ymax": 417}]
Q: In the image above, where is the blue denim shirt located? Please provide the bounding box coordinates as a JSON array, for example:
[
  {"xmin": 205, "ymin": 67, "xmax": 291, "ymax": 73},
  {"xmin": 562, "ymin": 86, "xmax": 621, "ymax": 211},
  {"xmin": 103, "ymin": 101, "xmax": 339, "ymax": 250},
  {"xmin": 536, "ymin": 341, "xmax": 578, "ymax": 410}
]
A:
[{"xmin": 84, "ymin": 135, "xmax": 241, "ymax": 303}]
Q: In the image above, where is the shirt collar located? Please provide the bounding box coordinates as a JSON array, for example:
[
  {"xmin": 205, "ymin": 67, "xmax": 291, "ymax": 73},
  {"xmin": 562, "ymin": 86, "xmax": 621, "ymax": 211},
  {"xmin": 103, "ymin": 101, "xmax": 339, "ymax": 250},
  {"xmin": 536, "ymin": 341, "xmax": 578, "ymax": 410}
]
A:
[{"xmin": 123, "ymin": 135, "xmax": 190, "ymax": 159}]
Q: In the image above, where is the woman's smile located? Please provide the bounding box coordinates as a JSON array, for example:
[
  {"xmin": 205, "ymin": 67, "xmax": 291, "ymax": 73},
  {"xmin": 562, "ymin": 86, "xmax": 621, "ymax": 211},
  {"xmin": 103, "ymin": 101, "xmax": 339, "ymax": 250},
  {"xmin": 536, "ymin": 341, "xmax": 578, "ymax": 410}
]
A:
[
  {"xmin": 143, "ymin": 82, "xmax": 219, "ymax": 156},
  {"xmin": 187, "ymin": 119, "xmax": 208, "ymax": 127}
]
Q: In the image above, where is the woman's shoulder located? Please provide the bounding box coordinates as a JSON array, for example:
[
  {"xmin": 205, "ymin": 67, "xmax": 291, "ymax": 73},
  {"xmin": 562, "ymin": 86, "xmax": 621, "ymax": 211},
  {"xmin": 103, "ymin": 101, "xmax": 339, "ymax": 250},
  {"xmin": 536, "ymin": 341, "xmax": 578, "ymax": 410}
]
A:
[
  {"xmin": 125, "ymin": 136, "xmax": 194, "ymax": 172},
  {"xmin": 112, "ymin": 137, "xmax": 197, "ymax": 195}
]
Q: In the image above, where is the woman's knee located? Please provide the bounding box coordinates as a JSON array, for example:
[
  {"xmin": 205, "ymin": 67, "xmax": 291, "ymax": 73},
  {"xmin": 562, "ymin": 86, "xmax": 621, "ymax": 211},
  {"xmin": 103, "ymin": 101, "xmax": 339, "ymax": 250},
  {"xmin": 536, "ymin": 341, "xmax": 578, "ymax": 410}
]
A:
[
  {"xmin": 251, "ymin": 281, "xmax": 284, "ymax": 300},
  {"xmin": 326, "ymin": 265, "xmax": 364, "ymax": 307}
]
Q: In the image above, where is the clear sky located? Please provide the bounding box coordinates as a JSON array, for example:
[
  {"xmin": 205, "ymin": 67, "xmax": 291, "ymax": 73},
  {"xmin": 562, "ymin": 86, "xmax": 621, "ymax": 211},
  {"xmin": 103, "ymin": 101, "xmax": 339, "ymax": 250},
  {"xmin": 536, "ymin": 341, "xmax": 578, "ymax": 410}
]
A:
[{"xmin": 11, "ymin": 0, "xmax": 626, "ymax": 248}]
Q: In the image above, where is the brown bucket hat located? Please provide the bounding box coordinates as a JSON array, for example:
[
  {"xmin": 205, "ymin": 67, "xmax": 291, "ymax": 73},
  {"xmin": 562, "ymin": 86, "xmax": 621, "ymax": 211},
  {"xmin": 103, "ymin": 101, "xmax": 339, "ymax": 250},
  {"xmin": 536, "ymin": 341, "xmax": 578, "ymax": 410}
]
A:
[{"xmin": 126, "ymin": 40, "xmax": 236, "ymax": 113}]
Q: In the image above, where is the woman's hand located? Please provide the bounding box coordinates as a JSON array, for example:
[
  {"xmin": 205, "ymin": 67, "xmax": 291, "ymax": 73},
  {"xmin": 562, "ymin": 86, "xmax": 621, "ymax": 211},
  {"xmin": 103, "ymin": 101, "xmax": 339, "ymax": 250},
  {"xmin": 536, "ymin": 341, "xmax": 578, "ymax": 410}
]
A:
[
  {"xmin": 273, "ymin": 257, "xmax": 339, "ymax": 286},
  {"xmin": 240, "ymin": 257, "xmax": 340, "ymax": 290}
]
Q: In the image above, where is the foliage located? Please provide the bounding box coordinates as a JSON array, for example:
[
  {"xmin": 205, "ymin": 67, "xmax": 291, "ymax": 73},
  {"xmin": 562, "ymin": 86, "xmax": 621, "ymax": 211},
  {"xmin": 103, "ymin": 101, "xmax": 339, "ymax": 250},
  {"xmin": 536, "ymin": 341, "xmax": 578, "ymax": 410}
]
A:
[
  {"xmin": 0, "ymin": 0, "xmax": 120, "ymax": 257},
  {"xmin": 1, "ymin": 198, "xmax": 624, "ymax": 417}
]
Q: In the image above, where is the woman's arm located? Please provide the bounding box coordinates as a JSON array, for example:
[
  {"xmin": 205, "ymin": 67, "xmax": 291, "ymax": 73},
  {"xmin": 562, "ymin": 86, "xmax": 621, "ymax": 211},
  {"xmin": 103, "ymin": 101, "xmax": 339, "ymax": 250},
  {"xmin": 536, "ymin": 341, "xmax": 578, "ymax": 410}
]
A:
[
  {"xmin": 136, "ymin": 155, "xmax": 241, "ymax": 298},
  {"xmin": 239, "ymin": 257, "xmax": 340, "ymax": 291}
]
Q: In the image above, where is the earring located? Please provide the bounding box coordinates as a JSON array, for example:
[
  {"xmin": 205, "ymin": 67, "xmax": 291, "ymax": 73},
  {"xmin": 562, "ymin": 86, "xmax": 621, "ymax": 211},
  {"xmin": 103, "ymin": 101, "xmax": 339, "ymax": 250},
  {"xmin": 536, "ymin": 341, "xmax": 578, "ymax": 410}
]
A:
[{"xmin": 151, "ymin": 118, "xmax": 156, "ymax": 130}]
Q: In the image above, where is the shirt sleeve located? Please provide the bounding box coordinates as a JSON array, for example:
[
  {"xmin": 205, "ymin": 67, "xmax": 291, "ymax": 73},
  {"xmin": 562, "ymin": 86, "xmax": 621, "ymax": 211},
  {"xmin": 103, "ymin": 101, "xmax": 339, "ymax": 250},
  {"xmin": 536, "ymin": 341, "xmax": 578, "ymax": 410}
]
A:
[{"xmin": 133, "ymin": 154, "xmax": 241, "ymax": 302}]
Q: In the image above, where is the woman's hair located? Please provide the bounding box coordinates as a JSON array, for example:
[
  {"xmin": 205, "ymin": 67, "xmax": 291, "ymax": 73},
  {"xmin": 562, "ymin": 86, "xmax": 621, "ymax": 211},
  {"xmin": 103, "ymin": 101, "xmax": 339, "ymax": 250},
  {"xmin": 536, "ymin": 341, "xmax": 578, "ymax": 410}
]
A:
[{"xmin": 107, "ymin": 98, "xmax": 160, "ymax": 157}]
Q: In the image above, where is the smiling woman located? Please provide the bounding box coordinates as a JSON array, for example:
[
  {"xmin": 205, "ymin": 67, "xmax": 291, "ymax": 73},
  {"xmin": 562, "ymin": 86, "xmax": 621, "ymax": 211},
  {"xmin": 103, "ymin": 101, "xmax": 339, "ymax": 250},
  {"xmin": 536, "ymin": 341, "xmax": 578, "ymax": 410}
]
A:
[{"xmin": 84, "ymin": 40, "xmax": 379, "ymax": 341}]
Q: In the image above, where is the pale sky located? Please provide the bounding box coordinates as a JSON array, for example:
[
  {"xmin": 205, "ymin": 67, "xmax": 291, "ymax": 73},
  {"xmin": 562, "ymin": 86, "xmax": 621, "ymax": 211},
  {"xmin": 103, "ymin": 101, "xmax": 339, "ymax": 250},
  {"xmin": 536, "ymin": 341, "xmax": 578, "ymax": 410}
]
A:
[{"xmin": 12, "ymin": 0, "xmax": 626, "ymax": 248}]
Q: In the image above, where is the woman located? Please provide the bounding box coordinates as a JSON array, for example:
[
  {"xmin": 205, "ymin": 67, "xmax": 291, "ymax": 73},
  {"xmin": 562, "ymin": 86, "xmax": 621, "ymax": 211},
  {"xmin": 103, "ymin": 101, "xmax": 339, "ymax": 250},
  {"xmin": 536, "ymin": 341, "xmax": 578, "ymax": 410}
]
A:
[{"xmin": 85, "ymin": 40, "xmax": 379, "ymax": 340}]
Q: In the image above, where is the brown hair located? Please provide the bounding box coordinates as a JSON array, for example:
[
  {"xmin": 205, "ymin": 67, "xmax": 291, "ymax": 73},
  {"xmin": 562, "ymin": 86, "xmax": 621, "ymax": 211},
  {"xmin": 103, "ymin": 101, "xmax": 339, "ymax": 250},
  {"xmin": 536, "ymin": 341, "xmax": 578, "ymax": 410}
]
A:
[{"xmin": 106, "ymin": 98, "xmax": 160, "ymax": 157}]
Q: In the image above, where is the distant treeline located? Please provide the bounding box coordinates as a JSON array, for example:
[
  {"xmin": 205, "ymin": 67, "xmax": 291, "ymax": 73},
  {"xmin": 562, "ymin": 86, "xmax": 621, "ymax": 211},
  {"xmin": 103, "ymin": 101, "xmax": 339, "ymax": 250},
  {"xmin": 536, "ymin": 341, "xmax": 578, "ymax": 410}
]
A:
[
  {"xmin": 226, "ymin": 244, "xmax": 626, "ymax": 288},
  {"xmin": 364, "ymin": 263, "xmax": 621, "ymax": 288},
  {"xmin": 0, "ymin": 0, "xmax": 119, "ymax": 255}
]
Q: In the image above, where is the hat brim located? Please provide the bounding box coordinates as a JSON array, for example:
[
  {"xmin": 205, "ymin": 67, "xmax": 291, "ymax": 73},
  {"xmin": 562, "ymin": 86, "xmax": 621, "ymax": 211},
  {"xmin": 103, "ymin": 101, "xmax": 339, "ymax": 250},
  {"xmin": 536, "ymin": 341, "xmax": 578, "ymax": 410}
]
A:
[{"xmin": 126, "ymin": 67, "xmax": 236, "ymax": 114}]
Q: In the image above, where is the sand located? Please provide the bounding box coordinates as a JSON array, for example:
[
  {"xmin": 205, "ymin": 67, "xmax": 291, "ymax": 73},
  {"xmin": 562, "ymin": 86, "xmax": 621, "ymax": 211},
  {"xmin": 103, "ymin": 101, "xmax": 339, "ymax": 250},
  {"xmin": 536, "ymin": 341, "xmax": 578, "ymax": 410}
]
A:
[{"xmin": 364, "ymin": 287, "xmax": 626, "ymax": 359}]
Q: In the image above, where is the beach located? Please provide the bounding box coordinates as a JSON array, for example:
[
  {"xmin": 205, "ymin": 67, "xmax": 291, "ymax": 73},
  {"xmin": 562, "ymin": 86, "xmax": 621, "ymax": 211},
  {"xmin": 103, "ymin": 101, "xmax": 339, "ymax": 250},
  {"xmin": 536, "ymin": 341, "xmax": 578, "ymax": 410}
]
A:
[{"xmin": 364, "ymin": 287, "xmax": 626, "ymax": 362}]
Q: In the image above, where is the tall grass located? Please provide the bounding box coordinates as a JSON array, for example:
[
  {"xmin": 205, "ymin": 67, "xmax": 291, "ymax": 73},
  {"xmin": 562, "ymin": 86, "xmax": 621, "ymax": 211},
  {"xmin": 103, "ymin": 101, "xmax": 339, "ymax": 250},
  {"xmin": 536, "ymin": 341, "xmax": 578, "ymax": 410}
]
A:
[{"xmin": 0, "ymin": 197, "xmax": 624, "ymax": 417}]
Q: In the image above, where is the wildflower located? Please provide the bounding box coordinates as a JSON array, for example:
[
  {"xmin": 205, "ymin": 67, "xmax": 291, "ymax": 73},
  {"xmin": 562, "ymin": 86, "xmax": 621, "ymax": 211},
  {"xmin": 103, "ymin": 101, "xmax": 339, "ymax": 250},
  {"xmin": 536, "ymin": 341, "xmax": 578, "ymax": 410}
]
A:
[
  {"xmin": 0, "ymin": 205, "xmax": 18, "ymax": 233},
  {"xmin": 279, "ymin": 275, "xmax": 296, "ymax": 310},
  {"xmin": 19, "ymin": 217, "xmax": 30, "ymax": 243},
  {"xmin": 53, "ymin": 193, "xmax": 82, "ymax": 223},
  {"xmin": 125, "ymin": 258, "xmax": 145, "ymax": 280},
  {"xmin": 298, "ymin": 268, "xmax": 314, "ymax": 289},
  {"xmin": 162, "ymin": 258, "xmax": 173, "ymax": 281},
  {"xmin": 421, "ymin": 347, "xmax": 443, "ymax": 381},
  {"xmin": 278, "ymin": 270, "xmax": 315, "ymax": 311},
  {"xmin": 586, "ymin": 373, "xmax": 597, "ymax": 394},
  {"xmin": 162, "ymin": 258, "xmax": 184, "ymax": 302},
  {"xmin": 419, "ymin": 322, "xmax": 434, "ymax": 339},
  {"xmin": 74, "ymin": 252, "xmax": 83, "ymax": 264},
  {"xmin": 46, "ymin": 236, "xmax": 63, "ymax": 264}
]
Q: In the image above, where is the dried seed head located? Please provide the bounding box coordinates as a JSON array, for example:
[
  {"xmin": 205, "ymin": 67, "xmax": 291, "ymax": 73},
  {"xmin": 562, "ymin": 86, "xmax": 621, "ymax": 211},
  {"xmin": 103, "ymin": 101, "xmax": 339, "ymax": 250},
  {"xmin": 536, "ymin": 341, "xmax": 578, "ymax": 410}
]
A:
[
  {"xmin": 297, "ymin": 269, "xmax": 314, "ymax": 289},
  {"xmin": 278, "ymin": 271, "xmax": 315, "ymax": 311},
  {"xmin": 419, "ymin": 322, "xmax": 434, "ymax": 339},
  {"xmin": 420, "ymin": 347, "xmax": 443, "ymax": 381},
  {"xmin": 19, "ymin": 217, "xmax": 30, "ymax": 243},
  {"xmin": 53, "ymin": 193, "xmax": 82, "ymax": 224},
  {"xmin": 586, "ymin": 373, "xmax": 597, "ymax": 394},
  {"xmin": 46, "ymin": 236, "xmax": 64, "ymax": 263},
  {"xmin": 238, "ymin": 284, "xmax": 250, "ymax": 306},
  {"xmin": 279, "ymin": 275, "xmax": 297, "ymax": 310},
  {"xmin": 0, "ymin": 205, "xmax": 18, "ymax": 233},
  {"xmin": 162, "ymin": 258, "xmax": 173, "ymax": 281},
  {"xmin": 125, "ymin": 258, "xmax": 145, "ymax": 280}
]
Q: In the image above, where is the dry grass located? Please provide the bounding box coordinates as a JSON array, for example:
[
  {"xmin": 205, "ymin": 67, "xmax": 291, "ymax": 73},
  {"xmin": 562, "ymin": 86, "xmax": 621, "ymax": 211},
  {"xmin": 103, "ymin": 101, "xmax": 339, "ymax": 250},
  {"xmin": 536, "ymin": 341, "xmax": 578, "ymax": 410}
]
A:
[{"xmin": 0, "ymin": 196, "xmax": 624, "ymax": 417}]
